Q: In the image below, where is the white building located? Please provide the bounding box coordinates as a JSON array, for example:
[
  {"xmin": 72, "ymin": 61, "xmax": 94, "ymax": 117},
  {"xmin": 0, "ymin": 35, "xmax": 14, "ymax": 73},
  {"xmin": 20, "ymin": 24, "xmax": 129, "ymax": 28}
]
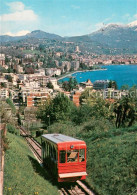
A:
[
  {"xmin": 46, "ymin": 68, "xmax": 61, "ymax": 76},
  {"xmin": 0, "ymin": 88, "xmax": 9, "ymax": 99},
  {"xmin": 0, "ymin": 54, "xmax": 5, "ymax": 66},
  {"xmin": 35, "ymin": 68, "xmax": 45, "ymax": 76},
  {"xmin": 50, "ymin": 78, "xmax": 60, "ymax": 90}
]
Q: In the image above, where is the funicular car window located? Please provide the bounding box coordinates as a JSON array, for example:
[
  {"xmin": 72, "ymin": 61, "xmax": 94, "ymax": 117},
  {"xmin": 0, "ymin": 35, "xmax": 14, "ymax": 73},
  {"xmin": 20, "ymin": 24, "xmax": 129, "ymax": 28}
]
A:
[
  {"xmin": 79, "ymin": 149, "xmax": 85, "ymax": 162},
  {"xmin": 60, "ymin": 150, "xmax": 66, "ymax": 163},
  {"xmin": 67, "ymin": 150, "xmax": 78, "ymax": 162}
]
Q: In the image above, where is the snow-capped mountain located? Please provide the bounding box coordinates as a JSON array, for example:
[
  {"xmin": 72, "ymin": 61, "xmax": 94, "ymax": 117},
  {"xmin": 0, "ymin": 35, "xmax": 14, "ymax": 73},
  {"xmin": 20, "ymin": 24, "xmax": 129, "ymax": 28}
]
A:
[{"xmin": 88, "ymin": 22, "xmax": 137, "ymax": 49}]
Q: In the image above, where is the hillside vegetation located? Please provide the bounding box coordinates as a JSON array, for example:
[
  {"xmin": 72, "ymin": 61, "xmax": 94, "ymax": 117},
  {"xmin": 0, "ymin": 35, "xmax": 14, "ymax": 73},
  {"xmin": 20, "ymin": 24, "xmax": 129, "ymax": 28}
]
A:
[
  {"xmin": 4, "ymin": 133, "xmax": 59, "ymax": 195},
  {"xmin": 81, "ymin": 125, "xmax": 137, "ymax": 195},
  {"xmin": 36, "ymin": 89, "xmax": 137, "ymax": 195},
  {"xmin": 46, "ymin": 121, "xmax": 137, "ymax": 195}
]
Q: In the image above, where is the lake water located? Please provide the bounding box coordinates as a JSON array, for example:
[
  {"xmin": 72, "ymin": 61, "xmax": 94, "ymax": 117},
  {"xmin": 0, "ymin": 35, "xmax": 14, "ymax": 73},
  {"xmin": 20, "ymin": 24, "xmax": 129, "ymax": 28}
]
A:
[{"xmin": 59, "ymin": 65, "xmax": 137, "ymax": 89}]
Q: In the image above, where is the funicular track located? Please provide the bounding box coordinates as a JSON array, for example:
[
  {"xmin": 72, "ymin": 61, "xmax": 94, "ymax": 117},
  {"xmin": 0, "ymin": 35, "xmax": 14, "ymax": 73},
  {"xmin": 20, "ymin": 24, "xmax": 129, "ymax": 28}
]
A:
[
  {"xmin": 59, "ymin": 181, "xmax": 95, "ymax": 195},
  {"xmin": 20, "ymin": 126, "xmax": 95, "ymax": 195},
  {"xmin": 20, "ymin": 126, "xmax": 42, "ymax": 163}
]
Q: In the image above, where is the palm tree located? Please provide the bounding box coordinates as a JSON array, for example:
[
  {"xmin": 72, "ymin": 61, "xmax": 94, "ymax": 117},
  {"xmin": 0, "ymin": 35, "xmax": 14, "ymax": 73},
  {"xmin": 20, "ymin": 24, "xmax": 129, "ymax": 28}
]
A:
[{"xmin": 114, "ymin": 97, "xmax": 136, "ymax": 128}]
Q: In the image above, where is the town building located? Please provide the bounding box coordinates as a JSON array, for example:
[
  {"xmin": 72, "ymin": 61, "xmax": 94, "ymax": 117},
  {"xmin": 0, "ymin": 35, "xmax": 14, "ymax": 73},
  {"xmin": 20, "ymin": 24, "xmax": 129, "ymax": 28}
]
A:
[
  {"xmin": 0, "ymin": 88, "xmax": 9, "ymax": 99},
  {"xmin": 93, "ymin": 80, "xmax": 110, "ymax": 90},
  {"xmin": 46, "ymin": 68, "xmax": 61, "ymax": 76},
  {"xmin": 80, "ymin": 79, "xmax": 93, "ymax": 89},
  {"xmin": 0, "ymin": 54, "xmax": 5, "ymax": 66},
  {"xmin": 71, "ymin": 61, "xmax": 80, "ymax": 70},
  {"xmin": 71, "ymin": 91, "xmax": 81, "ymax": 107},
  {"xmin": 50, "ymin": 78, "xmax": 60, "ymax": 90},
  {"xmin": 75, "ymin": 46, "xmax": 80, "ymax": 53},
  {"xmin": 27, "ymin": 92, "xmax": 49, "ymax": 107}
]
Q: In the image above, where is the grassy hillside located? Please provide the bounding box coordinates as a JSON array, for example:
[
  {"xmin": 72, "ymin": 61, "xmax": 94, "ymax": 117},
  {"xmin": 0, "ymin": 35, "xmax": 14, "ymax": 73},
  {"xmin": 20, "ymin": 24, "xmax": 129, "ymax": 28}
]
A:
[
  {"xmin": 47, "ymin": 122, "xmax": 137, "ymax": 195},
  {"xmin": 82, "ymin": 126, "xmax": 137, "ymax": 195},
  {"xmin": 4, "ymin": 132, "xmax": 59, "ymax": 195}
]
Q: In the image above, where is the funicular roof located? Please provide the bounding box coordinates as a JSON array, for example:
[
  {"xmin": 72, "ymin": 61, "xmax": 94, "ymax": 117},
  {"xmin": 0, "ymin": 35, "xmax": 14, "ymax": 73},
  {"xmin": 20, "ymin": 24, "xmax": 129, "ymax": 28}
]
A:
[{"xmin": 42, "ymin": 134, "xmax": 82, "ymax": 144}]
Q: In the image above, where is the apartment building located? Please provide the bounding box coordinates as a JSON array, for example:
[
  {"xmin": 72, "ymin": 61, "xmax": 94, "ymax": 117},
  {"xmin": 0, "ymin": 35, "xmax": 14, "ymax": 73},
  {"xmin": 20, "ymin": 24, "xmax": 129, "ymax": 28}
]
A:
[{"xmin": 27, "ymin": 92, "xmax": 49, "ymax": 107}]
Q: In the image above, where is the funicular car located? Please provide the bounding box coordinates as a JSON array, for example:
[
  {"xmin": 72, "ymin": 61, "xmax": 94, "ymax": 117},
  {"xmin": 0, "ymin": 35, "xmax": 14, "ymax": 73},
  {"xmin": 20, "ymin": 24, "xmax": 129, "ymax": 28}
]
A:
[{"xmin": 41, "ymin": 134, "xmax": 87, "ymax": 182}]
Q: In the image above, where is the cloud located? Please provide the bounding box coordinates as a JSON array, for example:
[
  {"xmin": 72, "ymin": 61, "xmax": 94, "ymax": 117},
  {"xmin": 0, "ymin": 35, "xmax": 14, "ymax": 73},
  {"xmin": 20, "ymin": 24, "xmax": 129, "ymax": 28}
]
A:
[
  {"xmin": 0, "ymin": 2, "xmax": 38, "ymax": 22},
  {"xmin": 122, "ymin": 13, "xmax": 137, "ymax": 24},
  {"xmin": 7, "ymin": 2, "xmax": 25, "ymax": 12},
  {"xmin": 95, "ymin": 22, "xmax": 104, "ymax": 30},
  {"xmin": 71, "ymin": 5, "xmax": 80, "ymax": 9},
  {"xmin": 1, "ymin": 10, "xmax": 37, "ymax": 21},
  {"xmin": 128, "ymin": 20, "xmax": 137, "ymax": 27},
  {"xmin": 134, "ymin": 14, "xmax": 137, "ymax": 18},
  {"xmin": 61, "ymin": 15, "xmax": 67, "ymax": 19},
  {"xmin": 124, "ymin": 13, "xmax": 130, "ymax": 18},
  {"xmin": 5, "ymin": 30, "xmax": 30, "ymax": 36}
]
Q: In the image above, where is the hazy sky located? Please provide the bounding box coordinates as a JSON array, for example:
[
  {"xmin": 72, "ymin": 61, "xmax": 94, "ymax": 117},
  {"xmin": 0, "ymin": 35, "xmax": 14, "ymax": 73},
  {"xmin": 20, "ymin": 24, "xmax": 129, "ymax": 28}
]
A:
[{"xmin": 0, "ymin": 0, "xmax": 137, "ymax": 36}]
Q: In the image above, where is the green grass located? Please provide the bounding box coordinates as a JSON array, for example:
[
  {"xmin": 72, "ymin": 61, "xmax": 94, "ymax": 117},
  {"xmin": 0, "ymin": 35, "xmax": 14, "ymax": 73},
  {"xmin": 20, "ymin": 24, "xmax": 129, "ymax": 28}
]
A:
[
  {"xmin": 84, "ymin": 128, "xmax": 137, "ymax": 195},
  {"xmin": 4, "ymin": 133, "xmax": 59, "ymax": 195},
  {"xmin": 34, "ymin": 136, "xmax": 41, "ymax": 145},
  {"xmin": 48, "ymin": 121, "xmax": 137, "ymax": 195}
]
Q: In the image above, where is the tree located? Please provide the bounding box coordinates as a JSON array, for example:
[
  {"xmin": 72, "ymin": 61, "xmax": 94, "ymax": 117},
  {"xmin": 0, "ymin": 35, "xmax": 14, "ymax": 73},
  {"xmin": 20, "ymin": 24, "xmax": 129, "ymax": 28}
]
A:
[
  {"xmin": 52, "ymin": 93, "xmax": 74, "ymax": 122},
  {"xmin": 108, "ymin": 80, "xmax": 117, "ymax": 89},
  {"xmin": 37, "ymin": 97, "xmax": 53, "ymax": 126},
  {"xmin": 25, "ymin": 67, "xmax": 34, "ymax": 74},
  {"xmin": 62, "ymin": 78, "xmax": 78, "ymax": 92},
  {"xmin": 114, "ymin": 97, "xmax": 136, "ymax": 128},
  {"xmin": 62, "ymin": 81, "xmax": 69, "ymax": 91},
  {"xmin": 6, "ymin": 75, "xmax": 13, "ymax": 82},
  {"xmin": 0, "ymin": 101, "xmax": 17, "ymax": 126},
  {"xmin": 79, "ymin": 88, "xmax": 113, "ymax": 120},
  {"xmin": 1, "ymin": 82, "xmax": 7, "ymax": 88},
  {"xmin": 121, "ymin": 84, "xmax": 129, "ymax": 90},
  {"xmin": 46, "ymin": 81, "xmax": 54, "ymax": 89},
  {"xmin": 73, "ymin": 78, "xmax": 78, "ymax": 87},
  {"xmin": 39, "ymin": 44, "xmax": 45, "ymax": 51},
  {"xmin": 37, "ymin": 93, "xmax": 75, "ymax": 127},
  {"xmin": 80, "ymin": 62, "xmax": 87, "ymax": 70},
  {"xmin": 7, "ymin": 68, "xmax": 14, "ymax": 73},
  {"xmin": 80, "ymin": 88, "xmax": 94, "ymax": 104},
  {"xmin": 6, "ymin": 98, "xmax": 16, "ymax": 113},
  {"xmin": 71, "ymin": 104, "xmax": 92, "ymax": 125}
]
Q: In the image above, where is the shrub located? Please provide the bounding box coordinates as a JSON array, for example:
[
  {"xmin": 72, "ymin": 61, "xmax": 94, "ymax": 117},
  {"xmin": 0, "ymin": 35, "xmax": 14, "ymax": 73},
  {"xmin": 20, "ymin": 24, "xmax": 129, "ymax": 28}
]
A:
[
  {"xmin": 6, "ymin": 98, "xmax": 16, "ymax": 113},
  {"xmin": 7, "ymin": 124, "xmax": 19, "ymax": 135}
]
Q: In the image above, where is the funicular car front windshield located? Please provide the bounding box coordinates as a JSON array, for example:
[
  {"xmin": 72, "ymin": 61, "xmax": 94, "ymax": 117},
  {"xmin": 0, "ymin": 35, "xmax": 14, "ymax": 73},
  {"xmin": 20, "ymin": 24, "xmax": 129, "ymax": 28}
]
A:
[
  {"xmin": 59, "ymin": 149, "xmax": 85, "ymax": 163},
  {"xmin": 67, "ymin": 150, "xmax": 78, "ymax": 162}
]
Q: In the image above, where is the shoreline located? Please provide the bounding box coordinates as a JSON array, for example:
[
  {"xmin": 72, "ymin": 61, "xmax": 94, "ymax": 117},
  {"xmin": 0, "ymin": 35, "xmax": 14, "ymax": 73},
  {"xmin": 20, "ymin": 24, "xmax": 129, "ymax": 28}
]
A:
[{"xmin": 57, "ymin": 68, "xmax": 107, "ymax": 81}]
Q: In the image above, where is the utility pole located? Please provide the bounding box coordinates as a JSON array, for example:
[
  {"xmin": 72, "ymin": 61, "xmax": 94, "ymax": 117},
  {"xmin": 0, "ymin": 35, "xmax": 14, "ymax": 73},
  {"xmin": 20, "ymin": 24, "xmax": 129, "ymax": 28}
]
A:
[{"xmin": 47, "ymin": 115, "xmax": 50, "ymax": 132}]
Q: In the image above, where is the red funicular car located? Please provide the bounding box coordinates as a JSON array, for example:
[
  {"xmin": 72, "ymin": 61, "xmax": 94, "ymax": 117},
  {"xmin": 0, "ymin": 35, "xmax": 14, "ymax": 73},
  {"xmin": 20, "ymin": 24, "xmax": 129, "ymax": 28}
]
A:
[{"xmin": 41, "ymin": 134, "xmax": 87, "ymax": 182}]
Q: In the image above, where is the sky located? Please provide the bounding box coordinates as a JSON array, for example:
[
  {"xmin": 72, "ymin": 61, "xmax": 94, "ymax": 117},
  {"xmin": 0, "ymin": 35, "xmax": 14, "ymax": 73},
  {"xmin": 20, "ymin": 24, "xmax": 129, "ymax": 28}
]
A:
[{"xmin": 0, "ymin": 0, "xmax": 137, "ymax": 37}]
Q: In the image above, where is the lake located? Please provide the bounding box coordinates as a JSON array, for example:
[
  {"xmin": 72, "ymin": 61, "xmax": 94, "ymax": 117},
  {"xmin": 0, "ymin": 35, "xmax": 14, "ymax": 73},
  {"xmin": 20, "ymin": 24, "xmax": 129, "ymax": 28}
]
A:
[{"xmin": 59, "ymin": 65, "xmax": 137, "ymax": 89}]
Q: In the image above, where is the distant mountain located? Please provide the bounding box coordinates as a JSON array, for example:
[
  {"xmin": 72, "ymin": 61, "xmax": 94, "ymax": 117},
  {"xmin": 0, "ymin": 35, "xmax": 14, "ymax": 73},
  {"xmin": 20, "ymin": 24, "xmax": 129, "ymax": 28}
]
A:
[
  {"xmin": 88, "ymin": 23, "xmax": 137, "ymax": 49},
  {"xmin": 25, "ymin": 30, "xmax": 62, "ymax": 40},
  {"xmin": 1, "ymin": 22, "xmax": 137, "ymax": 54},
  {"xmin": 64, "ymin": 22, "xmax": 137, "ymax": 53},
  {"xmin": 64, "ymin": 35, "xmax": 91, "ymax": 42},
  {"xmin": 0, "ymin": 35, "xmax": 25, "ymax": 43},
  {"xmin": 63, "ymin": 23, "xmax": 137, "ymax": 54},
  {"xmin": 0, "ymin": 30, "xmax": 62, "ymax": 43}
]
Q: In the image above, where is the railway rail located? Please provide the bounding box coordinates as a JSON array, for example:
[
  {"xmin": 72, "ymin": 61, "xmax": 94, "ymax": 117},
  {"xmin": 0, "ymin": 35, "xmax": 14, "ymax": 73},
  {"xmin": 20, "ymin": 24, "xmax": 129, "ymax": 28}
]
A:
[
  {"xmin": 59, "ymin": 182, "xmax": 94, "ymax": 195},
  {"xmin": 20, "ymin": 127, "xmax": 95, "ymax": 195},
  {"xmin": 20, "ymin": 126, "xmax": 42, "ymax": 163}
]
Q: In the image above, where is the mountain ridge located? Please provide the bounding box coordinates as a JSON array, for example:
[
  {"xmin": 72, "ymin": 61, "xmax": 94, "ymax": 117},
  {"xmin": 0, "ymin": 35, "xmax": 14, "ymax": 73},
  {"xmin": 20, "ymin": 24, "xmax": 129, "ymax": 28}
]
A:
[{"xmin": 1, "ymin": 22, "xmax": 137, "ymax": 54}]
